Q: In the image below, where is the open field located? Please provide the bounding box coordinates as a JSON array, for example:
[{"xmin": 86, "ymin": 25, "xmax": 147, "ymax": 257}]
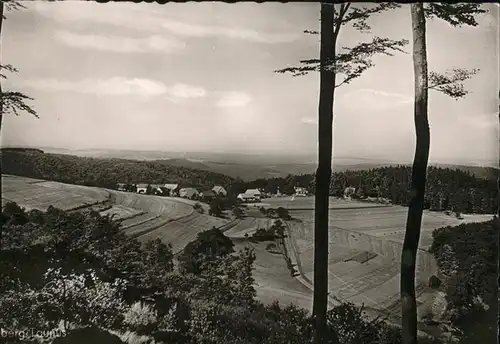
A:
[
  {"xmin": 289, "ymin": 205, "xmax": 493, "ymax": 250},
  {"xmin": 283, "ymin": 200, "xmax": 494, "ymax": 318},
  {"xmin": 99, "ymin": 205, "xmax": 145, "ymax": 221},
  {"xmin": 2, "ymin": 175, "xmax": 109, "ymax": 211},
  {"xmin": 257, "ymin": 196, "xmax": 390, "ymax": 210},
  {"xmin": 224, "ymin": 217, "xmax": 274, "ymax": 239},
  {"xmin": 138, "ymin": 212, "xmax": 232, "ymax": 254},
  {"xmin": 233, "ymin": 240, "xmax": 313, "ymax": 310}
]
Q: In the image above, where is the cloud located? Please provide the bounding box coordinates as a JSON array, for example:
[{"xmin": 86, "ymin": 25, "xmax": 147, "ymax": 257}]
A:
[
  {"xmin": 340, "ymin": 88, "xmax": 413, "ymax": 111},
  {"xmin": 55, "ymin": 31, "xmax": 186, "ymax": 54},
  {"xmin": 216, "ymin": 92, "xmax": 252, "ymax": 108},
  {"xmin": 31, "ymin": 2, "xmax": 298, "ymax": 44},
  {"xmin": 161, "ymin": 20, "xmax": 299, "ymax": 44},
  {"xmin": 21, "ymin": 78, "xmax": 206, "ymax": 100},
  {"xmin": 457, "ymin": 112, "xmax": 498, "ymax": 129},
  {"xmin": 301, "ymin": 117, "xmax": 318, "ymax": 125}
]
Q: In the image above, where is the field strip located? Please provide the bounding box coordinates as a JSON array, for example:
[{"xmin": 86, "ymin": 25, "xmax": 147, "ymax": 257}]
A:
[{"xmin": 282, "ymin": 220, "xmax": 339, "ymax": 308}]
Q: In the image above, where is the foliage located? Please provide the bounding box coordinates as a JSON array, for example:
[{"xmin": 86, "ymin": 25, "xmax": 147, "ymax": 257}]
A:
[
  {"xmin": 275, "ymin": 4, "xmax": 408, "ymax": 84},
  {"xmin": 1, "ymin": 201, "xmax": 461, "ymax": 343},
  {"xmin": 429, "ymin": 220, "xmax": 498, "ymax": 342},
  {"xmin": 1, "ymin": 149, "xmax": 235, "ymax": 189},
  {"xmin": 232, "ymin": 206, "xmax": 243, "ymax": 219},
  {"xmin": 428, "ymin": 68, "xmax": 479, "ymax": 99},
  {"xmin": 423, "ymin": 3, "xmax": 486, "ymax": 27},
  {"xmin": 209, "ymin": 198, "xmax": 223, "ymax": 218},
  {"xmin": 178, "ymin": 227, "xmax": 235, "ymax": 274},
  {"xmin": 323, "ymin": 166, "xmax": 495, "ymax": 214},
  {"xmin": 252, "ymin": 219, "xmax": 286, "ymax": 241},
  {"xmin": 276, "ymin": 207, "xmax": 291, "ymax": 220}
]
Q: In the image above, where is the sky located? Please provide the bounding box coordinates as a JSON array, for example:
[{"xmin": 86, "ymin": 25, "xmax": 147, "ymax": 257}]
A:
[{"xmin": 1, "ymin": 2, "xmax": 498, "ymax": 166}]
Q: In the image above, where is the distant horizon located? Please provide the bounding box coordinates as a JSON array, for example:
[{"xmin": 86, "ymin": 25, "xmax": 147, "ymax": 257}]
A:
[{"xmin": 2, "ymin": 144, "xmax": 497, "ymax": 168}]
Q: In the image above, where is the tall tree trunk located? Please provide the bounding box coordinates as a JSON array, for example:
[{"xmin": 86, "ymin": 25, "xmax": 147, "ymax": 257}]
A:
[
  {"xmin": 0, "ymin": 2, "xmax": 4, "ymax": 240},
  {"xmin": 313, "ymin": 4, "xmax": 337, "ymax": 344},
  {"xmin": 401, "ymin": 4, "xmax": 428, "ymax": 344}
]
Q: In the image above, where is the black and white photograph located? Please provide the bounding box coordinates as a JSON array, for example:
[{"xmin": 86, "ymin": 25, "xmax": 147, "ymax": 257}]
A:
[{"xmin": 0, "ymin": 2, "xmax": 498, "ymax": 344}]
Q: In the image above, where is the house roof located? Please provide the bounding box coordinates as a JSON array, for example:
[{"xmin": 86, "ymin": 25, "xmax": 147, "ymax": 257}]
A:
[
  {"xmin": 151, "ymin": 184, "xmax": 163, "ymax": 189},
  {"xmin": 180, "ymin": 188, "xmax": 199, "ymax": 197},
  {"xmin": 137, "ymin": 184, "xmax": 148, "ymax": 188},
  {"xmin": 245, "ymin": 189, "xmax": 261, "ymax": 195},
  {"xmin": 201, "ymin": 190, "xmax": 216, "ymax": 196},
  {"xmin": 212, "ymin": 185, "xmax": 225, "ymax": 193},
  {"xmin": 238, "ymin": 193, "xmax": 256, "ymax": 199},
  {"xmin": 164, "ymin": 183, "xmax": 179, "ymax": 190}
]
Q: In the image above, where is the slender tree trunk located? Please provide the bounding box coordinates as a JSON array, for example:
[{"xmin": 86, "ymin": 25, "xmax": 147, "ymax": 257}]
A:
[
  {"xmin": 401, "ymin": 4, "xmax": 428, "ymax": 344},
  {"xmin": 0, "ymin": 2, "xmax": 4, "ymax": 242},
  {"xmin": 313, "ymin": 4, "xmax": 337, "ymax": 344}
]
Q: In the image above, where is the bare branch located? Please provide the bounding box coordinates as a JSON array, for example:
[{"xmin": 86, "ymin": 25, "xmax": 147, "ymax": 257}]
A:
[
  {"xmin": 304, "ymin": 30, "xmax": 319, "ymax": 35},
  {"xmin": 1, "ymin": 91, "xmax": 38, "ymax": 118},
  {"xmin": 428, "ymin": 68, "xmax": 479, "ymax": 99},
  {"xmin": 424, "ymin": 3, "xmax": 486, "ymax": 27}
]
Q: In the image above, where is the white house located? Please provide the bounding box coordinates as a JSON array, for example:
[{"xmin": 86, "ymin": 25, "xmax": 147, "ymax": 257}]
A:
[
  {"xmin": 136, "ymin": 184, "xmax": 148, "ymax": 194},
  {"xmin": 294, "ymin": 186, "xmax": 308, "ymax": 197},
  {"xmin": 163, "ymin": 183, "xmax": 179, "ymax": 196},
  {"xmin": 237, "ymin": 193, "xmax": 257, "ymax": 203},
  {"xmin": 344, "ymin": 186, "xmax": 356, "ymax": 199},
  {"xmin": 212, "ymin": 185, "xmax": 227, "ymax": 197},
  {"xmin": 179, "ymin": 187, "xmax": 200, "ymax": 200},
  {"xmin": 150, "ymin": 184, "xmax": 164, "ymax": 194},
  {"xmin": 244, "ymin": 189, "xmax": 261, "ymax": 200}
]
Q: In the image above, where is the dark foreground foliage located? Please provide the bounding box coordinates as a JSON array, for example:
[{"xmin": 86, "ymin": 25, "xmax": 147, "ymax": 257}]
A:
[
  {"xmin": 0, "ymin": 201, "xmax": 414, "ymax": 344},
  {"xmin": 429, "ymin": 219, "xmax": 499, "ymax": 343}
]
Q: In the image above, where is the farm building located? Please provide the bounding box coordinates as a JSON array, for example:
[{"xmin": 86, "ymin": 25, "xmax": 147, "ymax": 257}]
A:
[
  {"xmin": 212, "ymin": 185, "xmax": 227, "ymax": 197},
  {"xmin": 244, "ymin": 189, "xmax": 262, "ymax": 200},
  {"xmin": 344, "ymin": 186, "xmax": 356, "ymax": 199},
  {"xmin": 136, "ymin": 184, "xmax": 148, "ymax": 194},
  {"xmin": 237, "ymin": 193, "xmax": 258, "ymax": 203},
  {"xmin": 150, "ymin": 184, "xmax": 164, "ymax": 195},
  {"xmin": 294, "ymin": 186, "xmax": 308, "ymax": 197},
  {"xmin": 200, "ymin": 189, "xmax": 216, "ymax": 201},
  {"xmin": 179, "ymin": 187, "xmax": 200, "ymax": 200},
  {"xmin": 116, "ymin": 183, "xmax": 127, "ymax": 191},
  {"xmin": 163, "ymin": 183, "xmax": 179, "ymax": 197}
]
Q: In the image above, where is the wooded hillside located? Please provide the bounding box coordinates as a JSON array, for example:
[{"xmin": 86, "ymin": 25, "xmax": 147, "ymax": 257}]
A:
[{"xmin": 1, "ymin": 149, "xmax": 236, "ymax": 188}]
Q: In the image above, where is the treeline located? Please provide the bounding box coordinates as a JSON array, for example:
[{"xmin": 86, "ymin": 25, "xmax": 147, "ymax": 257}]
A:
[
  {"xmin": 1, "ymin": 150, "xmax": 235, "ymax": 189},
  {"xmin": 226, "ymin": 174, "xmax": 315, "ymax": 196},
  {"xmin": 239, "ymin": 166, "xmax": 497, "ymax": 214},
  {"xmin": 327, "ymin": 166, "xmax": 497, "ymax": 214}
]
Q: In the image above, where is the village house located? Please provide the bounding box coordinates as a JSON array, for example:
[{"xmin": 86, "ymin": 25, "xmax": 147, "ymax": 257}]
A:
[
  {"xmin": 212, "ymin": 185, "xmax": 227, "ymax": 197},
  {"xmin": 237, "ymin": 193, "xmax": 257, "ymax": 203},
  {"xmin": 199, "ymin": 189, "xmax": 216, "ymax": 201},
  {"xmin": 294, "ymin": 186, "xmax": 308, "ymax": 197},
  {"xmin": 150, "ymin": 184, "xmax": 164, "ymax": 195},
  {"xmin": 344, "ymin": 186, "xmax": 356, "ymax": 199},
  {"xmin": 179, "ymin": 187, "xmax": 200, "ymax": 200},
  {"xmin": 163, "ymin": 183, "xmax": 179, "ymax": 197},
  {"xmin": 244, "ymin": 189, "xmax": 262, "ymax": 200},
  {"xmin": 116, "ymin": 183, "xmax": 127, "ymax": 192},
  {"xmin": 136, "ymin": 184, "xmax": 148, "ymax": 194}
]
